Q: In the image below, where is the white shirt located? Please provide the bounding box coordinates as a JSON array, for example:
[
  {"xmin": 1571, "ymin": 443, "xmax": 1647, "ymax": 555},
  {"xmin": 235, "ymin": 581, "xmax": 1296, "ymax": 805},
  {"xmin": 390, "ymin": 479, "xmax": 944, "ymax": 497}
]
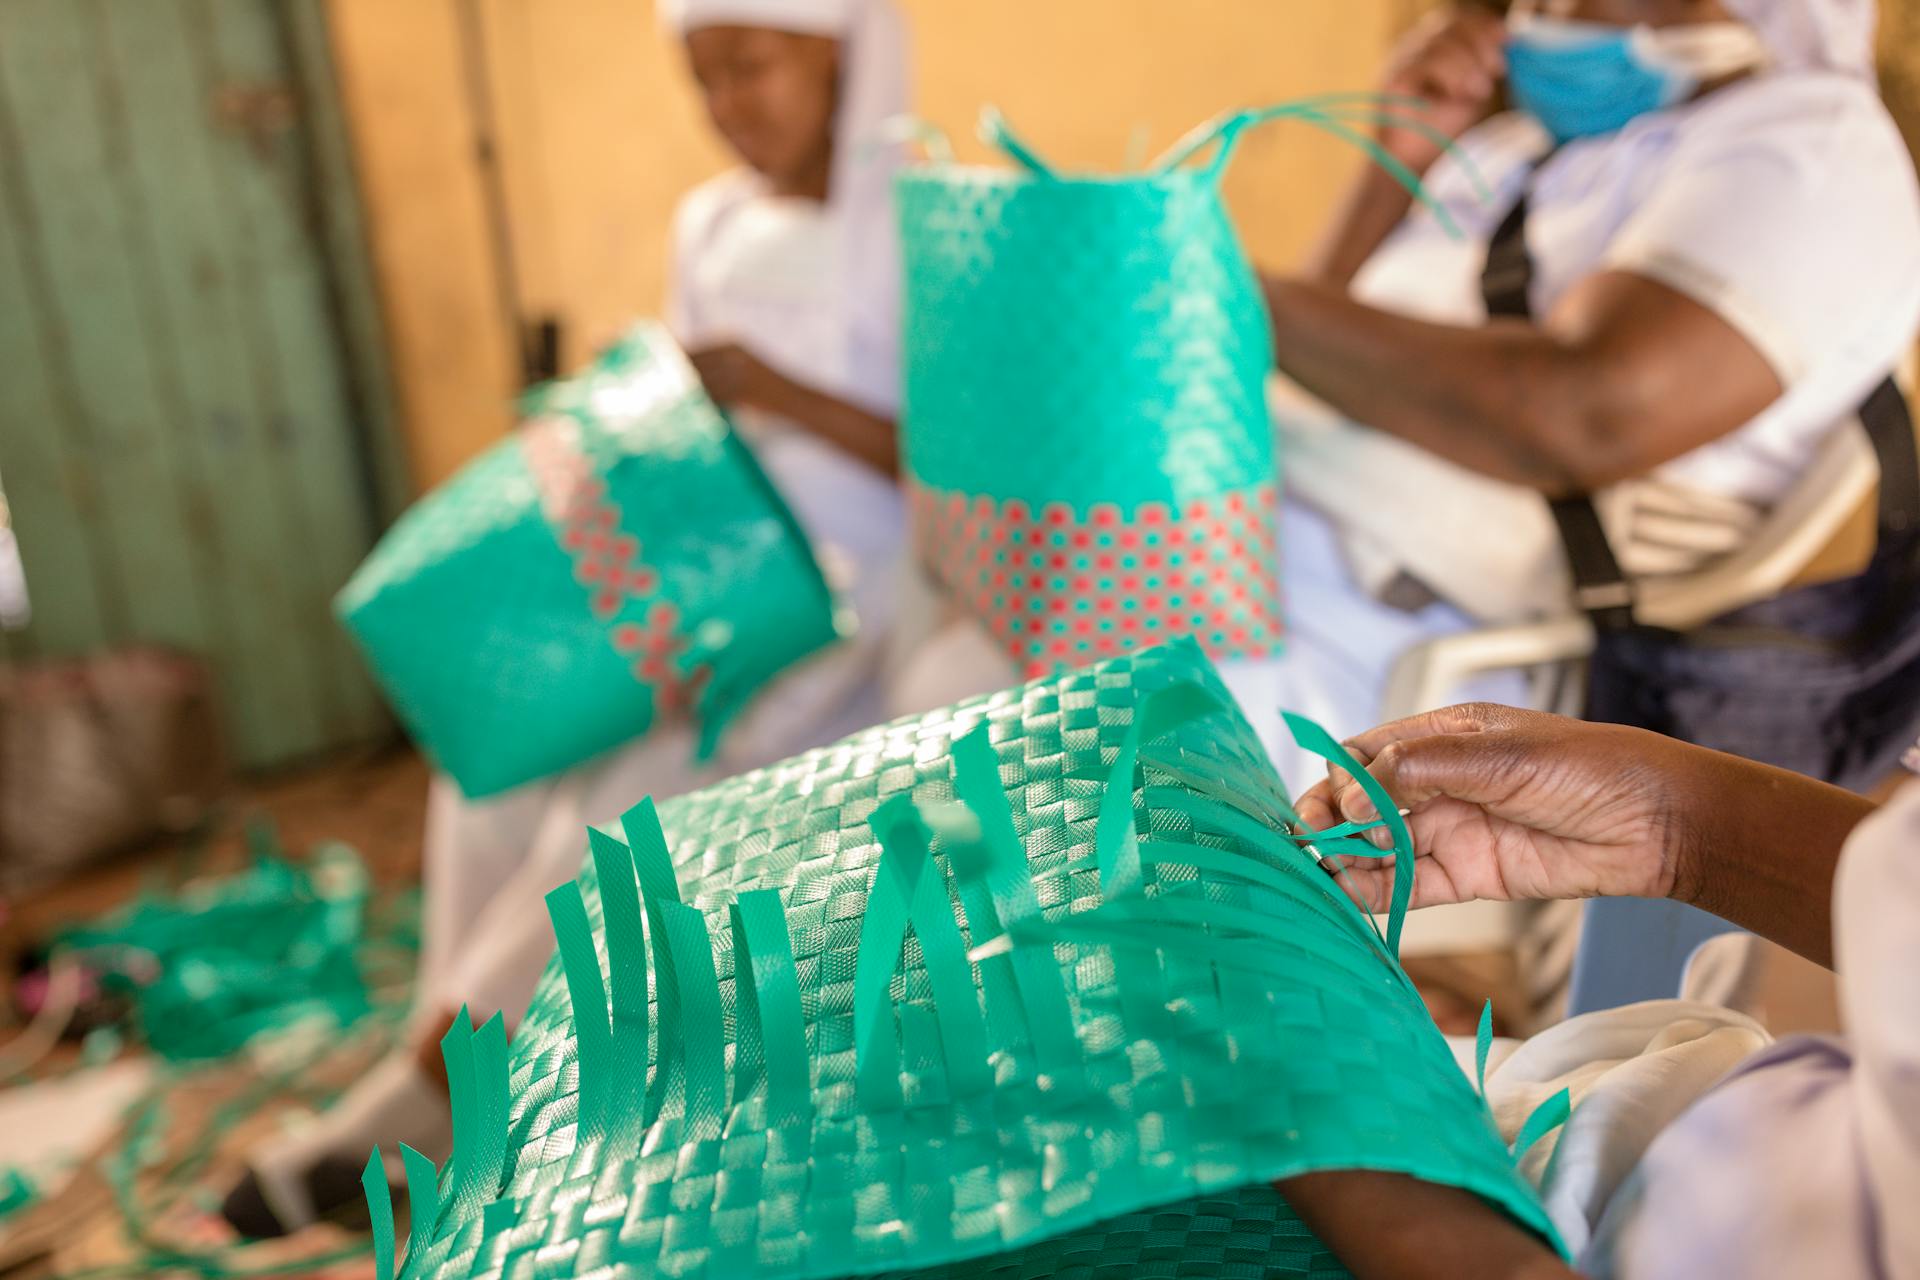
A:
[
  {"xmin": 665, "ymin": 169, "xmax": 906, "ymax": 636},
  {"xmin": 1282, "ymin": 71, "xmax": 1920, "ymax": 622}
]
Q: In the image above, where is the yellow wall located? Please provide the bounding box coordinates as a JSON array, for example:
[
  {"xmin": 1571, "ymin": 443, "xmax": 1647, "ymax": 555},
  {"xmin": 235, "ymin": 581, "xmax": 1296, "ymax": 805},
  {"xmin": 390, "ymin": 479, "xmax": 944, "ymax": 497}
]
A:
[
  {"xmin": 507, "ymin": 0, "xmax": 1414, "ymax": 368},
  {"xmin": 329, "ymin": 0, "xmax": 1417, "ymax": 487}
]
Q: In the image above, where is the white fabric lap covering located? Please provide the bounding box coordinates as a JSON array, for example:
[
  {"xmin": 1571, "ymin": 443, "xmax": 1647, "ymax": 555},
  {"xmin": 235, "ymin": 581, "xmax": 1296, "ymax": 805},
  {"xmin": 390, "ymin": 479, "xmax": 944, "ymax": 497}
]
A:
[{"xmin": 1466, "ymin": 782, "xmax": 1920, "ymax": 1279}]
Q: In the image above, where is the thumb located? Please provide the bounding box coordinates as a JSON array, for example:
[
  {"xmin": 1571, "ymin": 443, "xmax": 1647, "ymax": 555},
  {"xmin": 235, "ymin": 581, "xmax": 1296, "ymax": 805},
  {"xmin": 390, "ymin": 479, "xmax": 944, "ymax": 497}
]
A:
[{"xmin": 1333, "ymin": 729, "xmax": 1528, "ymax": 825}]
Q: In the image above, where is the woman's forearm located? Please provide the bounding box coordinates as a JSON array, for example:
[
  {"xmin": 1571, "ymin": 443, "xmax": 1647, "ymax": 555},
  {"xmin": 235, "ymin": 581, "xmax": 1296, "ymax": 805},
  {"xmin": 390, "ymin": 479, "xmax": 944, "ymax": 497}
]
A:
[
  {"xmin": 1264, "ymin": 275, "xmax": 1601, "ymax": 491},
  {"xmin": 1263, "ymin": 265, "xmax": 1780, "ymax": 497},
  {"xmin": 1669, "ymin": 748, "xmax": 1877, "ymax": 969},
  {"xmin": 753, "ymin": 376, "xmax": 899, "ymax": 477},
  {"xmin": 1280, "ymin": 1171, "xmax": 1576, "ymax": 1280}
]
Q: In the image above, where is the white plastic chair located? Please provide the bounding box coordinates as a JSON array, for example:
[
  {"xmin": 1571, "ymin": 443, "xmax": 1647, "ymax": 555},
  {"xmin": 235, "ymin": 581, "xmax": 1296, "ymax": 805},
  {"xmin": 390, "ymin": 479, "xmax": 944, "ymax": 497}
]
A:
[
  {"xmin": 1379, "ymin": 418, "xmax": 1882, "ymax": 723},
  {"xmin": 1379, "ymin": 363, "xmax": 1912, "ymax": 977}
]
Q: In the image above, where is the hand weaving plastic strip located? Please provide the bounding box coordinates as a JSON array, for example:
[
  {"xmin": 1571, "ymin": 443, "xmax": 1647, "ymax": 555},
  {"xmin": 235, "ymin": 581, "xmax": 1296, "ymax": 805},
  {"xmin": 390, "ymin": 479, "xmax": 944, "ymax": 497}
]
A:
[
  {"xmin": 377, "ymin": 640, "xmax": 1565, "ymax": 1279},
  {"xmin": 337, "ymin": 322, "xmax": 840, "ymax": 798}
]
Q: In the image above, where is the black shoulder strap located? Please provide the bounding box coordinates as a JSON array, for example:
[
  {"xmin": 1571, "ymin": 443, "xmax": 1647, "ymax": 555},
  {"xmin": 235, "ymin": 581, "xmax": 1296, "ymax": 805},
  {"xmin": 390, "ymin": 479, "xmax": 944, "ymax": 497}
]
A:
[
  {"xmin": 1483, "ymin": 182, "xmax": 1637, "ymax": 630},
  {"xmin": 1480, "ymin": 179, "xmax": 1920, "ymax": 633}
]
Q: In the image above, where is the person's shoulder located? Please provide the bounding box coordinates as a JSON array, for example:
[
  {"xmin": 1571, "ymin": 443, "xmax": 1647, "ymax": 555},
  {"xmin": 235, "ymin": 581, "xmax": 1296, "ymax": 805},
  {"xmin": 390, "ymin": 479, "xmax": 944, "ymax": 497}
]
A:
[
  {"xmin": 1672, "ymin": 70, "xmax": 1909, "ymax": 166},
  {"xmin": 671, "ymin": 168, "xmax": 768, "ymax": 254}
]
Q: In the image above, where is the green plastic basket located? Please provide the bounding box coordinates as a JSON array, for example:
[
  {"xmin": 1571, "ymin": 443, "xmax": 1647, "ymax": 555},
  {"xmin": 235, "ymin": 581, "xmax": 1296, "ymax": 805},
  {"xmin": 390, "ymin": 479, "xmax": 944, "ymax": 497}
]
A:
[
  {"xmin": 898, "ymin": 102, "xmax": 1465, "ymax": 680},
  {"xmin": 367, "ymin": 638, "xmax": 1566, "ymax": 1279},
  {"xmin": 898, "ymin": 108, "xmax": 1286, "ymax": 679},
  {"xmin": 337, "ymin": 323, "xmax": 841, "ymax": 799}
]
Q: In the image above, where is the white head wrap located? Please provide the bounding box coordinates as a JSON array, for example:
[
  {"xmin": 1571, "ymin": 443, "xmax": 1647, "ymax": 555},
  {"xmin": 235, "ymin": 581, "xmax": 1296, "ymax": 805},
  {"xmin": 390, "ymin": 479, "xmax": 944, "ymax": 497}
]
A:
[
  {"xmin": 661, "ymin": 0, "xmax": 910, "ymax": 412},
  {"xmin": 1722, "ymin": 0, "xmax": 1879, "ymax": 76}
]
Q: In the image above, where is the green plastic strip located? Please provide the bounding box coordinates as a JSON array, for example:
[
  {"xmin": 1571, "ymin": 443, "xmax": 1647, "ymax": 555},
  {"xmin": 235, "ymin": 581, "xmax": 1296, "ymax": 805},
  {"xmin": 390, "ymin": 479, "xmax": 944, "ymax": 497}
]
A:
[
  {"xmin": 399, "ymin": 1143, "xmax": 440, "ymax": 1267},
  {"xmin": 1150, "ymin": 91, "xmax": 1432, "ymax": 170},
  {"xmin": 621, "ymin": 799, "xmax": 685, "ymax": 1125},
  {"xmin": 1095, "ymin": 682, "xmax": 1224, "ymax": 899},
  {"xmin": 1137, "ymin": 748, "xmax": 1300, "ymax": 830},
  {"xmin": 545, "ymin": 881, "xmax": 612, "ymax": 1136},
  {"xmin": 1149, "ymin": 97, "xmax": 1467, "ymax": 237},
  {"xmin": 1284, "ymin": 712, "xmax": 1415, "ymax": 958},
  {"xmin": 1512, "ymin": 1088, "xmax": 1572, "ymax": 1166},
  {"xmin": 361, "ymin": 1150, "xmax": 395, "ymax": 1280},
  {"xmin": 587, "ymin": 828, "xmax": 652, "ymax": 1130},
  {"xmin": 1087, "ymin": 896, "xmax": 1391, "ymax": 992},
  {"xmin": 479, "ymin": 1198, "xmax": 517, "ymax": 1243},
  {"xmin": 727, "ymin": 904, "xmax": 767, "ymax": 1101},
  {"xmin": 1093, "ymin": 682, "xmax": 1224, "ymax": 1037},
  {"xmin": 1133, "ymin": 839, "xmax": 1391, "ymax": 966},
  {"xmin": 978, "ymin": 105, "xmax": 1057, "ymax": 178},
  {"xmin": 465, "ymin": 1013, "xmax": 510, "ymax": 1211},
  {"xmin": 948, "ymin": 724, "xmax": 1079, "ymax": 1077},
  {"xmin": 976, "ymin": 913, "xmax": 1385, "ymax": 991},
  {"xmin": 851, "ymin": 800, "xmax": 912, "ymax": 1108},
  {"xmin": 870, "ymin": 796, "xmax": 994, "ymax": 1098},
  {"xmin": 436, "ymin": 1011, "xmax": 477, "ymax": 1199},
  {"xmin": 729, "ymin": 889, "xmax": 811, "ymax": 1127},
  {"xmin": 1477, "ymin": 1002, "xmax": 1495, "ymax": 1101},
  {"xmin": 659, "ymin": 900, "xmax": 726, "ymax": 1141},
  {"xmin": 1141, "ymin": 788, "xmax": 1304, "ymax": 864}
]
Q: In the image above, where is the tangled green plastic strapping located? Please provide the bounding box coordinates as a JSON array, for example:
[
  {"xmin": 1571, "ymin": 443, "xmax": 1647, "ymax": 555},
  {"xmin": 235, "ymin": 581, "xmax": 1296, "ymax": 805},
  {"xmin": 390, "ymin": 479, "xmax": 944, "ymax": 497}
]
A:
[{"xmin": 56, "ymin": 828, "xmax": 372, "ymax": 1064}]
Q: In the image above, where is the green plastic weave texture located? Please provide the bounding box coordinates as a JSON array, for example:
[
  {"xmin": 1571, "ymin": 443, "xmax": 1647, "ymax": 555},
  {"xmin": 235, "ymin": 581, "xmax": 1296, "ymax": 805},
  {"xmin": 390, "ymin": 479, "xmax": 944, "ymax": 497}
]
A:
[
  {"xmin": 897, "ymin": 108, "xmax": 1283, "ymax": 676},
  {"xmin": 337, "ymin": 322, "xmax": 840, "ymax": 799},
  {"xmin": 372, "ymin": 639, "xmax": 1563, "ymax": 1278}
]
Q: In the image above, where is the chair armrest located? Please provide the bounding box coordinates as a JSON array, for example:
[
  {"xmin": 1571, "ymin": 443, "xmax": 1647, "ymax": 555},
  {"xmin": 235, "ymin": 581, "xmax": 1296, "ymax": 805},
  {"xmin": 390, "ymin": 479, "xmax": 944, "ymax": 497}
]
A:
[
  {"xmin": 1380, "ymin": 617, "xmax": 1597, "ymax": 723},
  {"xmin": 1637, "ymin": 424, "xmax": 1876, "ymax": 631}
]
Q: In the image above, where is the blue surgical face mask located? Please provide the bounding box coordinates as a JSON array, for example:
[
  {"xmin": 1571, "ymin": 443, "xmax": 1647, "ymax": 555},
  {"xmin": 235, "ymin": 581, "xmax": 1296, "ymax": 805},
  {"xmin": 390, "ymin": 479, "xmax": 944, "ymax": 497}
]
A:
[{"xmin": 1504, "ymin": 17, "xmax": 1695, "ymax": 143}]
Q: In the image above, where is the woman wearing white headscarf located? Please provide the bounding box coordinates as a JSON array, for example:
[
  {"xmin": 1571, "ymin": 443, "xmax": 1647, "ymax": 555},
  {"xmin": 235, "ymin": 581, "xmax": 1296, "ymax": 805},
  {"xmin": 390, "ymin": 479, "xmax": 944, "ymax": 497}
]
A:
[{"xmin": 220, "ymin": 0, "xmax": 911, "ymax": 1238}]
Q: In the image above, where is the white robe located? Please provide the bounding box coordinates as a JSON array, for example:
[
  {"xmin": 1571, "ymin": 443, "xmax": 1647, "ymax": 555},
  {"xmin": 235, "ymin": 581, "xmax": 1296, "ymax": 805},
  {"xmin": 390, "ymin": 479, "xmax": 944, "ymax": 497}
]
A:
[{"xmin": 415, "ymin": 174, "xmax": 905, "ymax": 1025}]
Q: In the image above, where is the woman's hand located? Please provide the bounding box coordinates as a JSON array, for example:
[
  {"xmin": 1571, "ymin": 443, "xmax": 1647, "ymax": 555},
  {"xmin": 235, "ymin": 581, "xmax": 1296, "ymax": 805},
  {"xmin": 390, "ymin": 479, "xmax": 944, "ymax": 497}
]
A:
[
  {"xmin": 688, "ymin": 341, "xmax": 782, "ymax": 410},
  {"xmin": 1295, "ymin": 704, "xmax": 1697, "ymax": 913},
  {"xmin": 1294, "ymin": 703, "xmax": 1875, "ymax": 969},
  {"xmin": 1377, "ymin": 6, "xmax": 1508, "ymax": 173},
  {"xmin": 687, "ymin": 340, "xmax": 900, "ymax": 475},
  {"xmin": 1295, "ymin": 5, "xmax": 1507, "ymax": 286}
]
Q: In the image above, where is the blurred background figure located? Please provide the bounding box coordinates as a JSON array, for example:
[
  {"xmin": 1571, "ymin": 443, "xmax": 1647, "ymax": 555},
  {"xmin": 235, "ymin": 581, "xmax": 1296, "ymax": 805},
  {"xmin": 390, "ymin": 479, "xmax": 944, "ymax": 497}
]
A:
[
  {"xmin": 218, "ymin": 0, "xmax": 912, "ymax": 1239},
  {"xmin": 1249, "ymin": 0, "xmax": 1920, "ymax": 781}
]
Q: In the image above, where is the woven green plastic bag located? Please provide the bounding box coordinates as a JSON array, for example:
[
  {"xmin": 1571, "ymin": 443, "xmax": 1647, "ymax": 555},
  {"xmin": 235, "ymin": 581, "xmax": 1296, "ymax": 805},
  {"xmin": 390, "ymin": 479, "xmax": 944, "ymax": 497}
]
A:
[
  {"xmin": 368, "ymin": 638, "xmax": 1566, "ymax": 1279},
  {"xmin": 898, "ymin": 103, "xmax": 1460, "ymax": 679},
  {"xmin": 337, "ymin": 323, "xmax": 841, "ymax": 798}
]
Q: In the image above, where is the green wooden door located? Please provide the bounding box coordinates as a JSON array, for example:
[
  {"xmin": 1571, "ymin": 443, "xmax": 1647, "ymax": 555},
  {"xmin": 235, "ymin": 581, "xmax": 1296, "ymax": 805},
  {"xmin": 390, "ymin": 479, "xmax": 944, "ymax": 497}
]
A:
[{"xmin": 0, "ymin": 0, "xmax": 391, "ymax": 767}]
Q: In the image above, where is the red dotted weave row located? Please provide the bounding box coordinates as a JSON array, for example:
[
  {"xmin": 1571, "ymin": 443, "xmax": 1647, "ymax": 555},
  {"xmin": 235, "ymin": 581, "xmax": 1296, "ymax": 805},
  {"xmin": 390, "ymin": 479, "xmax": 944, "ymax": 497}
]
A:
[
  {"xmin": 522, "ymin": 417, "xmax": 709, "ymax": 706},
  {"xmin": 910, "ymin": 481, "xmax": 1285, "ymax": 676}
]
